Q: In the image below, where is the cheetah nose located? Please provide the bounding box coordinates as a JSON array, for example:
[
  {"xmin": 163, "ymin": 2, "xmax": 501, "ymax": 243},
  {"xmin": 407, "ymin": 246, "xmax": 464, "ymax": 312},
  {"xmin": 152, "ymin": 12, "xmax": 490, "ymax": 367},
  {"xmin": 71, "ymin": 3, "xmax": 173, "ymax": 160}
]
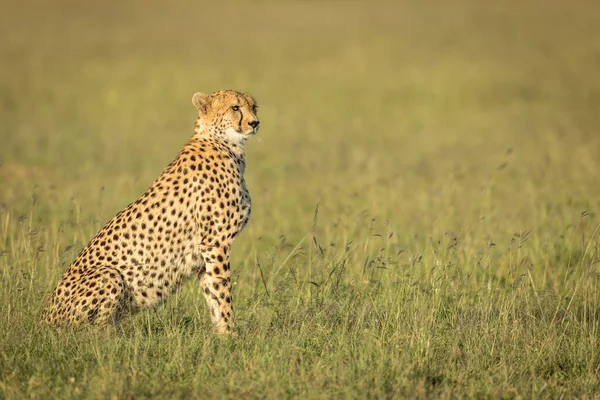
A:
[{"xmin": 248, "ymin": 120, "xmax": 260, "ymax": 129}]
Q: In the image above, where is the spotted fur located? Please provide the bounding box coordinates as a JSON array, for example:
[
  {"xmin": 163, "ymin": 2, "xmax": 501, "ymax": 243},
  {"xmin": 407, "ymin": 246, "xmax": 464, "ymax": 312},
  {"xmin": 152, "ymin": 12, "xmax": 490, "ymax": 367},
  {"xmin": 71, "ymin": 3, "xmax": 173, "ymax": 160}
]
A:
[{"xmin": 41, "ymin": 90, "xmax": 260, "ymax": 334}]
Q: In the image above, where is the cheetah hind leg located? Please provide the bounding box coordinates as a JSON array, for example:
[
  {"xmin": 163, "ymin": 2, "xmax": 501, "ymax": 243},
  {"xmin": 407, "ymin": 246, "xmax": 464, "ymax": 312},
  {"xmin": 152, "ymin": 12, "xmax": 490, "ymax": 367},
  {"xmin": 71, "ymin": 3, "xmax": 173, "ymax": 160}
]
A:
[{"xmin": 79, "ymin": 266, "xmax": 135, "ymax": 326}]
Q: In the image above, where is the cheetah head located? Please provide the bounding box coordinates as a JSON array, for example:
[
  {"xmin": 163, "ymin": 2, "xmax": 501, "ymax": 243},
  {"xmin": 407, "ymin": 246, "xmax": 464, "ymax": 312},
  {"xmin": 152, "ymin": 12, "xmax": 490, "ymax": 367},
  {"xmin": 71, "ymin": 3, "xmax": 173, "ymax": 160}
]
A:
[{"xmin": 192, "ymin": 90, "xmax": 259, "ymax": 146}]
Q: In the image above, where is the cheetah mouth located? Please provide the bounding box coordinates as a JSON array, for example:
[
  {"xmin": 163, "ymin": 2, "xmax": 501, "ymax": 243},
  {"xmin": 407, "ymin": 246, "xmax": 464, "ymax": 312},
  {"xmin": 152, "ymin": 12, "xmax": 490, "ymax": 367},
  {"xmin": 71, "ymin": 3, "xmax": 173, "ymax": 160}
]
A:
[{"xmin": 243, "ymin": 128, "xmax": 259, "ymax": 136}]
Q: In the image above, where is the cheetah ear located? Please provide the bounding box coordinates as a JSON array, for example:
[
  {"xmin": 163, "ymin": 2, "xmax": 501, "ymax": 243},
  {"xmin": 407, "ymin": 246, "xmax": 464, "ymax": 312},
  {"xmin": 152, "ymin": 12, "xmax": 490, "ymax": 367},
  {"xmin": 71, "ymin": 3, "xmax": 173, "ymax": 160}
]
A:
[{"xmin": 192, "ymin": 92, "xmax": 210, "ymax": 113}]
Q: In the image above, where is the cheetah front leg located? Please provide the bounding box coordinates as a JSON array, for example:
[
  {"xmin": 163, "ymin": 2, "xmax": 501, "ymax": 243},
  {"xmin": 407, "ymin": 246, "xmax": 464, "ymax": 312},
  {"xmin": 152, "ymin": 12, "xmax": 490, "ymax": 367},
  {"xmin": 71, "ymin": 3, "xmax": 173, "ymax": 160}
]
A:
[{"xmin": 199, "ymin": 246, "xmax": 234, "ymax": 334}]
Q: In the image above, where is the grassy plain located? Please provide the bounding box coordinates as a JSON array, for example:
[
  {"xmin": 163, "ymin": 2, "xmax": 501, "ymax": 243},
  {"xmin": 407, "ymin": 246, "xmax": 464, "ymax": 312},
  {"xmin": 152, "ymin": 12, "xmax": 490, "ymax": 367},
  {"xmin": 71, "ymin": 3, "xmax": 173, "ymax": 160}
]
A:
[{"xmin": 1, "ymin": 0, "xmax": 600, "ymax": 398}]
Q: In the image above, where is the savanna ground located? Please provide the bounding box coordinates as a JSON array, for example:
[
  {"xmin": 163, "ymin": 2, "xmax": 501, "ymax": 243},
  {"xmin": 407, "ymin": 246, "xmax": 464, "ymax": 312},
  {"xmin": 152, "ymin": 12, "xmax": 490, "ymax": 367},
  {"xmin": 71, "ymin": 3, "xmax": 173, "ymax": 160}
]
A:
[{"xmin": 1, "ymin": 0, "xmax": 600, "ymax": 398}]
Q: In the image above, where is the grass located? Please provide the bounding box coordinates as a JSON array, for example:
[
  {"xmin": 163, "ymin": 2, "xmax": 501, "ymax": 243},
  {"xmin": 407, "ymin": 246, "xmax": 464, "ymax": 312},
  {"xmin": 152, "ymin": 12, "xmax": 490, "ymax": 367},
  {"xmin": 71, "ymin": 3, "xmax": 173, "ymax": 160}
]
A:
[{"xmin": 1, "ymin": 0, "xmax": 600, "ymax": 398}]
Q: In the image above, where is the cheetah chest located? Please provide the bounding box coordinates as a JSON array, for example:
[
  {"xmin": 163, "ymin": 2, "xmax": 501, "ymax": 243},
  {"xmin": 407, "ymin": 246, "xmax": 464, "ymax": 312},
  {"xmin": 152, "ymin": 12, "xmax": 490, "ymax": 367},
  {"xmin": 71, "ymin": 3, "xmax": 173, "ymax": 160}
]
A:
[{"xmin": 239, "ymin": 180, "xmax": 252, "ymax": 230}]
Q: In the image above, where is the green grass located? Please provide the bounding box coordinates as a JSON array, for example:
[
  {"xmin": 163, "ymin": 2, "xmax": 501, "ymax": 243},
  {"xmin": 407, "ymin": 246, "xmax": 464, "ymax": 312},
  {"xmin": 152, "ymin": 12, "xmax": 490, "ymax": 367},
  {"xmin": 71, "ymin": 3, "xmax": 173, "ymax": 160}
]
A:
[{"xmin": 1, "ymin": 0, "xmax": 600, "ymax": 398}]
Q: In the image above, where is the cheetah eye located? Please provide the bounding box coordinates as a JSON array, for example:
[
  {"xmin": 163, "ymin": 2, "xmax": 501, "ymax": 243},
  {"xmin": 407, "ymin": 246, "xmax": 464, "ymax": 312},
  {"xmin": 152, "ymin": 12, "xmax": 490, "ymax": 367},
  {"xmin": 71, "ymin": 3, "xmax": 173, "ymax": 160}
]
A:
[
  {"xmin": 231, "ymin": 105, "xmax": 240, "ymax": 112},
  {"xmin": 252, "ymin": 105, "xmax": 258, "ymax": 112}
]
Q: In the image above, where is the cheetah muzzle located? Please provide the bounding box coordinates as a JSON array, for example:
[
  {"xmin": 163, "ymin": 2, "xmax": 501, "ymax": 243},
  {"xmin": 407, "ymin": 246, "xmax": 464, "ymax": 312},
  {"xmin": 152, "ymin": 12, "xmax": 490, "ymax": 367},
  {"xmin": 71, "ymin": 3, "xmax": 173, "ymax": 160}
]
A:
[{"xmin": 41, "ymin": 90, "xmax": 260, "ymax": 334}]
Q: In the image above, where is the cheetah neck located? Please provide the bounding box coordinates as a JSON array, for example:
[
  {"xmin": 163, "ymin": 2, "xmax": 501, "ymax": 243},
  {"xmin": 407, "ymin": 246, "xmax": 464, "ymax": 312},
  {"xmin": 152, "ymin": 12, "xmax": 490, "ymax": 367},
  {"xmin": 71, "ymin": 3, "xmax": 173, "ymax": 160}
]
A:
[{"xmin": 193, "ymin": 118, "xmax": 246, "ymax": 157}]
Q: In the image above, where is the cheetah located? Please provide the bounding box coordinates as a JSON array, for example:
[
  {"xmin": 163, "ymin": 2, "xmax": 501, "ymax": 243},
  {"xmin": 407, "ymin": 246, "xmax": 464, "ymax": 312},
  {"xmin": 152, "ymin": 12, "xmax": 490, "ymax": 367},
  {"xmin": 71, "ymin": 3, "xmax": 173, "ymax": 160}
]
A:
[{"xmin": 41, "ymin": 90, "xmax": 260, "ymax": 334}]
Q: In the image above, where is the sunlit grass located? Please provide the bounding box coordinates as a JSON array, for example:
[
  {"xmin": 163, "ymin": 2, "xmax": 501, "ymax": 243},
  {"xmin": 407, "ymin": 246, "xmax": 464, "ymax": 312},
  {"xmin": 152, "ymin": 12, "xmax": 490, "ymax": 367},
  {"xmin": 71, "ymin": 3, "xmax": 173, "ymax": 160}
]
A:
[{"xmin": 1, "ymin": 0, "xmax": 600, "ymax": 398}]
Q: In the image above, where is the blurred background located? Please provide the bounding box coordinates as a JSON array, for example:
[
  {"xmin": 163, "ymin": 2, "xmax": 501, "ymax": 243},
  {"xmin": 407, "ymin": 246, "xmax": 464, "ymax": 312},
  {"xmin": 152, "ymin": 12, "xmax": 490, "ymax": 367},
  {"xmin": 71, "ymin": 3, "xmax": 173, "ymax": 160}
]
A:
[{"xmin": 1, "ymin": 0, "xmax": 599, "ymax": 273}]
